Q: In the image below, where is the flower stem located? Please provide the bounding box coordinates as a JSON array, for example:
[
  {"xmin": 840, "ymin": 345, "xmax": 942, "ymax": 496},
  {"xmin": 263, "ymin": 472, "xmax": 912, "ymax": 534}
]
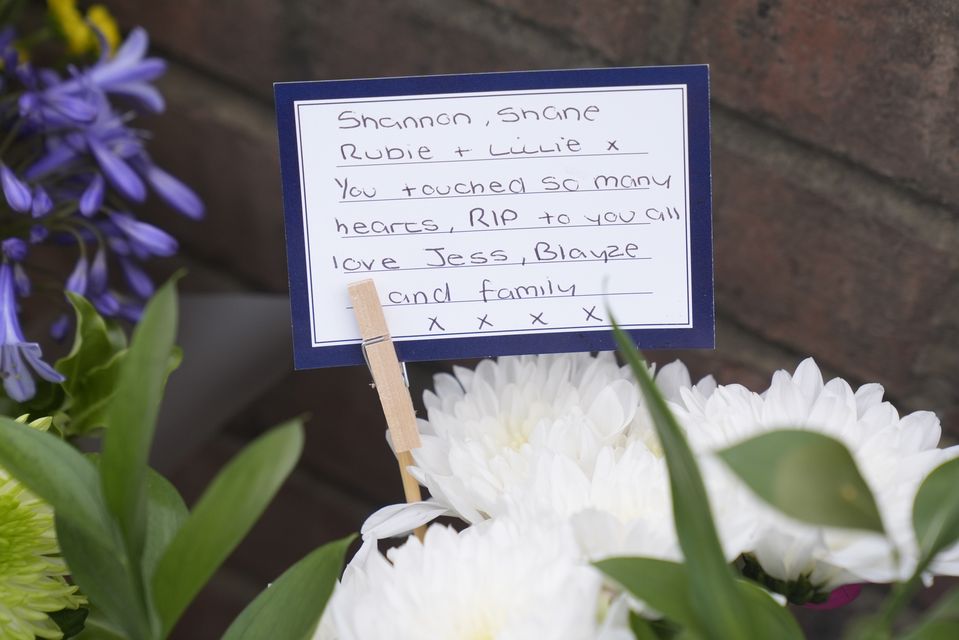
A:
[{"xmin": 0, "ymin": 117, "xmax": 23, "ymax": 157}]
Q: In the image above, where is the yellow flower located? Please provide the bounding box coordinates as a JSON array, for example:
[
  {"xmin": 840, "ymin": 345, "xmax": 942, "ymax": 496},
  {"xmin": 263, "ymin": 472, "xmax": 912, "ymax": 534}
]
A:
[
  {"xmin": 47, "ymin": 0, "xmax": 120, "ymax": 56},
  {"xmin": 48, "ymin": 0, "xmax": 91, "ymax": 55}
]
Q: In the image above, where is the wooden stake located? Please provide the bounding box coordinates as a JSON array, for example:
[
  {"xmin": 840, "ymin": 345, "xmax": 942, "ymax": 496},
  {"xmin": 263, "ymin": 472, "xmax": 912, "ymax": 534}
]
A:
[{"xmin": 348, "ymin": 279, "xmax": 425, "ymax": 540}]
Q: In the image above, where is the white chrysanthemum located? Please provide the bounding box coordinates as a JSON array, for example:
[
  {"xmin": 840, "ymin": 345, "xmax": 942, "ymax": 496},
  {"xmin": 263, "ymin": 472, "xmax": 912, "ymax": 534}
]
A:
[
  {"xmin": 407, "ymin": 353, "xmax": 715, "ymax": 523},
  {"xmin": 324, "ymin": 518, "xmax": 630, "ymax": 640},
  {"xmin": 672, "ymin": 357, "xmax": 959, "ymax": 592},
  {"xmin": 410, "ymin": 353, "xmax": 638, "ymax": 522},
  {"xmin": 500, "ymin": 441, "xmax": 756, "ymax": 564},
  {"xmin": 364, "ymin": 354, "xmax": 744, "ymax": 565}
]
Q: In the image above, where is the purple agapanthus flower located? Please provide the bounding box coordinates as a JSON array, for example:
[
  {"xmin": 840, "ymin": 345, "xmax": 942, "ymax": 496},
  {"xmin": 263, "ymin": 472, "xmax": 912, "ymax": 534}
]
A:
[
  {"xmin": 109, "ymin": 212, "xmax": 178, "ymax": 257},
  {"xmin": 1, "ymin": 164, "xmax": 32, "ymax": 213},
  {"xmin": 31, "ymin": 185, "xmax": 53, "ymax": 217},
  {"xmin": 133, "ymin": 158, "xmax": 204, "ymax": 219},
  {"xmin": 17, "ymin": 72, "xmax": 100, "ymax": 127},
  {"xmin": 65, "ymin": 255, "xmax": 88, "ymax": 295},
  {"xmin": 0, "ymin": 21, "xmax": 202, "ymax": 401},
  {"xmin": 0, "ymin": 261, "xmax": 65, "ymax": 401},
  {"xmin": 79, "ymin": 173, "xmax": 104, "ymax": 216},
  {"xmin": 1, "ymin": 238, "xmax": 27, "ymax": 262},
  {"xmin": 83, "ymin": 27, "xmax": 167, "ymax": 112},
  {"xmin": 25, "ymin": 92, "xmax": 148, "ymax": 202}
]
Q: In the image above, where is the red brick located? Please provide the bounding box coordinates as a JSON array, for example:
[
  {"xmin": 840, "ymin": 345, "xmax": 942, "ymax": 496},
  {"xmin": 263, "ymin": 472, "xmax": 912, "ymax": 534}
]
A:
[
  {"xmin": 109, "ymin": 0, "xmax": 599, "ymax": 101},
  {"xmin": 223, "ymin": 365, "xmax": 428, "ymax": 506},
  {"xmin": 683, "ymin": 0, "xmax": 959, "ymax": 206},
  {"xmin": 709, "ymin": 135, "xmax": 959, "ymax": 424},
  {"xmin": 135, "ymin": 65, "xmax": 288, "ymax": 291},
  {"xmin": 108, "ymin": 0, "xmax": 287, "ymax": 96},
  {"xmin": 485, "ymin": 0, "xmax": 691, "ymax": 62}
]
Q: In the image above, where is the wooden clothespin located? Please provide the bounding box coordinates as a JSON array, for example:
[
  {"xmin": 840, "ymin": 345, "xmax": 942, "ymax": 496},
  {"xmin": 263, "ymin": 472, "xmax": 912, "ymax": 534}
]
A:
[{"xmin": 348, "ymin": 279, "xmax": 425, "ymax": 540}]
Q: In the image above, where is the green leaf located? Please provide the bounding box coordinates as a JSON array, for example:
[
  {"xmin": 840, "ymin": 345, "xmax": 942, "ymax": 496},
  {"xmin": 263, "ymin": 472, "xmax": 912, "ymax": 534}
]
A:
[
  {"xmin": 913, "ymin": 457, "xmax": 959, "ymax": 567},
  {"xmin": 611, "ymin": 320, "xmax": 752, "ymax": 638},
  {"xmin": 736, "ymin": 579, "xmax": 805, "ymax": 639},
  {"xmin": 74, "ymin": 606, "xmax": 129, "ymax": 640},
  {"xmin": 222, "ymin": 534, "xmax": 355, "ymax": 640},
  {"xmin": 629, "ymin": 612, "xmax": 660, "ymax": 640},
  {"xmin": 595, "ymin": 558, "xmax": 703, "ymax": 636},
  {"xmin": 57, "ymin": 293, "xmax": 122, "ymax": 386},
  {"xmin": 151, "ymin": 420, "xmax": 305, "ymax": 635},
  {"xmin": 50, "ymin": 607, "xmax": 89, "ymax": 639},
  {"xmin": 56, "ymin": 516, "xmax": 152, "ymax": 640},
  {"xmin": 0, "ymin": 420, "xmax": 150, "ymax": 635},
  {"xmin": 141, "ymin": 469, "xmax": 189, "ymax": 585},
  {"xmin": 68, "ymin": 347, "xmax": 180, "ymax": 436},
  {"xmin": 718, "ymin": 430, "xmax": 884, "ymax": 533},
  {"xmin": 0, "ymin": 416, "xmax": 105, "ymax": 538},
  {"xmin": 901, "ymin": 588, "xmax": 959, "ymax": 639},
  {"xmin": 63, "ymin": 351, "xmax": 126, "ymax": 435},
  {"xmin": 597, "ymin": 557, "xmax": 803, "ymax": 640},
  {"xmin": 865, "ymin": 459, "xmax": 959, "ymax": 637},
  {"xmin": 104, "ymin": 317, "xmax": 128, "ymax": 352},
  {"xmin": 100, "ymin": 276, "xmax": 180, "ymax": 568}
]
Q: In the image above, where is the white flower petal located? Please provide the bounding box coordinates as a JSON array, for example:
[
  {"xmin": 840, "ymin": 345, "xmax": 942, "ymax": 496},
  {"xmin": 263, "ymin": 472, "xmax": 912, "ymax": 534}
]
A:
[{"xmin": 360, "ymin": 501, "xmax": 452, "ymax": 541}]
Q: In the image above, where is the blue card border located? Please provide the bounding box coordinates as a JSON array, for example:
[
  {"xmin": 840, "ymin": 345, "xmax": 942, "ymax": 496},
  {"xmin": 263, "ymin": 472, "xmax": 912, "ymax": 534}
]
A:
[{"xmin": 274, "ymin": 65, "xmax": 714, "ymax": 369}]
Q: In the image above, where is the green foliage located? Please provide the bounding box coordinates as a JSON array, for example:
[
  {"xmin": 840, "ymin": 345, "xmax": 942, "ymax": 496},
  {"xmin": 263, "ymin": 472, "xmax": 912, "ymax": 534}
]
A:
[
  {"xmin": 864, "ymin": 458, "xmax": 959, "ymax": 638},
  {"xmin": 151, "ymin": 420, "xmax": 304, "ymax": 635},
  {"xmin": 54, "ymin": 293, "xmax": 131, "ymax": 436},
  {"xmin": 597, "ymin": 557, "xmax": 803, "ymax": 640},
  {"xmin": 57, "ymin": 293, "xmax": 127, "ymax": 384},
  {"xmin": 718, "ymin": 429, "xmax": 884, "ymax": 533},
  {"xmin": 100, "ymin": 277, "xmax": 181, "ymax": 579},
  {"xmin": 141, "ymin": 470, "xmax": 189, "ymax": 586},
  {"xmin": 913, "ymin": 458, "xmax": 959, "ymax": 571},
  {"xmin": 56, "ymin": 515, "xmax": 152, "ymax": 638},
  {"xmin": 611, "ymin": 320, "xmax": 757, "ymax": 639},
  {"xmin": 222, "ymin": 535, "xmax": 356, "ymax": 640},
  {"xmin": 74, "ymin": 608, "xmax": 127, "ymax": 640},
  {"xmin": 0, "ymin": 280, "xmax": 344, "ymax": 639},
  {"xmin": 596, "ymin": 557, "xmax": 704, "ymax": 636},
  {"xmin": 0, "ymin": 290, "xmax": 174, "ymax": 437}
]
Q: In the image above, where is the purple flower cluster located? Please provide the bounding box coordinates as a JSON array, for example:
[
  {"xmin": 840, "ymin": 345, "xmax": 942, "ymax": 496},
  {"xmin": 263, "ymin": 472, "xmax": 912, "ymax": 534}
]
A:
[{"xmin": 0, "ymin": 26, "xmax": 202, "ymax": 401}]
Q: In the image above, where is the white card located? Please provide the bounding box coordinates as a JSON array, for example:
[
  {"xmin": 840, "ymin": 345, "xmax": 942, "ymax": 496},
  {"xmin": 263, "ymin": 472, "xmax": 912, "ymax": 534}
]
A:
[{"xmin": 276, "ymin": 67, "xmax": 713, "ymax": 367}]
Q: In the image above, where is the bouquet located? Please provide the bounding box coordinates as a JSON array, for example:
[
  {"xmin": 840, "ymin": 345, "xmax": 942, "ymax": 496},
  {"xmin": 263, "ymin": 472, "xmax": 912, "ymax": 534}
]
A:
[
  {"xmin": 314, "ymin": 338, "xmax": 959, "ymax": 639},
  {"xmin": 1, "ymin": 4, "xmax": 957, "ymax": 640}
]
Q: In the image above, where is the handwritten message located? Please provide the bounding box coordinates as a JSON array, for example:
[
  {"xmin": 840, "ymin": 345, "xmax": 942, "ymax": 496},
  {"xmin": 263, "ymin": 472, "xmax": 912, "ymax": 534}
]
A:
[{"xmin": 281, "ymin": 72, "xmax": 710, "ymax": 365}]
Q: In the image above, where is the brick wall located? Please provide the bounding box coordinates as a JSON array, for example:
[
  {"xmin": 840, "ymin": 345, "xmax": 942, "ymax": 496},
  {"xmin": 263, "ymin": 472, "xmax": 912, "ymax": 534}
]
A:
[{"xmin": 105, "ymin": 0, "xmax": 959, "ymax": 635}]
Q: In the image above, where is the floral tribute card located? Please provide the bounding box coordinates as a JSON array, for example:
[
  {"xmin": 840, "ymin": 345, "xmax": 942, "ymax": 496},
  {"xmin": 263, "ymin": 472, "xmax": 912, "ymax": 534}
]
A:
[{"xmin": 275, "ymin": 66, "xmax": 713, "ymax": 368}]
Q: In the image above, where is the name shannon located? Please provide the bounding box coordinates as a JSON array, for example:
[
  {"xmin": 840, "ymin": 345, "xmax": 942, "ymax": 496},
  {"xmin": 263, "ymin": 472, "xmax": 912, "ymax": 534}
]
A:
[{"xmin": 337, "ymin": 110, "xmax": 472, "ymax": 130}]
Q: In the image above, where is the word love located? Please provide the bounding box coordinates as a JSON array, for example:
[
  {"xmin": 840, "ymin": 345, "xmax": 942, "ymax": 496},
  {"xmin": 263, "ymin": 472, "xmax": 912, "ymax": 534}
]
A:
[{"xmin": 329, "ymin": 242, "xmax": 642, "ymax": 272}]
